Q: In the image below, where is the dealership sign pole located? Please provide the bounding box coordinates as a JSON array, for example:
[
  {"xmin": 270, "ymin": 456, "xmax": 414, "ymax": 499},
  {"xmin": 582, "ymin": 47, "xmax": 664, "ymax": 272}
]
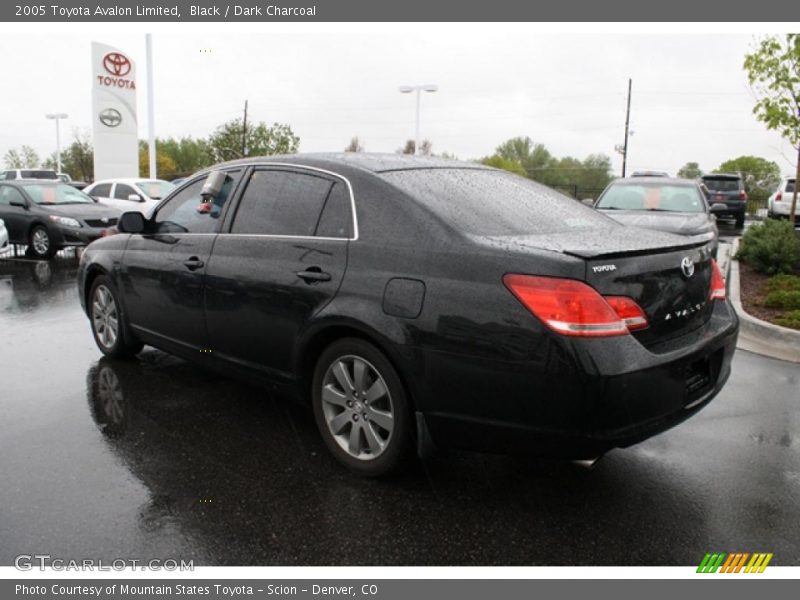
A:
[{"xmin": 91, "ymin": 41, "xmax": 138, "ymax": 180}]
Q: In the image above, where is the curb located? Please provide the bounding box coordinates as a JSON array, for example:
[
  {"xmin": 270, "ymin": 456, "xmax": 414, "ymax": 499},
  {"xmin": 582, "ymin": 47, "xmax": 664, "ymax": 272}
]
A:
[{"xmin": 729, "ymin": 238, "xmax": 800, "ymax": 364}]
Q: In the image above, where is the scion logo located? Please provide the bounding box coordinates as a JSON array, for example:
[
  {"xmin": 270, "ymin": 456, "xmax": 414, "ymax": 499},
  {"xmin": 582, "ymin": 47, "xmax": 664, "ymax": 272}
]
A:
[
  {"xmin": 103, "ymin": 52, "xmax": 131, "ymax": 77},
  {"xmin": 681, "ymin": 256, "xmax": 695, "ymax": 278},
  {"xmin": 98, "ymin": 108, "xmax": 122, "ymax": 128}
]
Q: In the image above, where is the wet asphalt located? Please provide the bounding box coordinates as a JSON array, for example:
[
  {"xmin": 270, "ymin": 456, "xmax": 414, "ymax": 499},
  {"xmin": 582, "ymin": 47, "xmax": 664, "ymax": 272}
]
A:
[{"xmin": 0, "ymin": 223, "xmax": 798, "ymax": 567}]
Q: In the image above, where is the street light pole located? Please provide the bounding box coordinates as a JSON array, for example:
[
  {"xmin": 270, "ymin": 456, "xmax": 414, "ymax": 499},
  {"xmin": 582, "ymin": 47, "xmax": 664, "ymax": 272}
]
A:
[
  {"xmin": 399, "ymin": 84, "xmax": 438, "ymax": 155},
  {"xmin": 45, "ymin": 113, "xmax": 69, "ymax": 174}
]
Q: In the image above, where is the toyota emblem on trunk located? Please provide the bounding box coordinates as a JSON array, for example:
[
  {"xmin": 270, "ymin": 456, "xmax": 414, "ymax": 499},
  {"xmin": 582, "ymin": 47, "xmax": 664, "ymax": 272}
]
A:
[{"xmin": 681, "ymin": 257, "xmax": 695, "ymax": 278}]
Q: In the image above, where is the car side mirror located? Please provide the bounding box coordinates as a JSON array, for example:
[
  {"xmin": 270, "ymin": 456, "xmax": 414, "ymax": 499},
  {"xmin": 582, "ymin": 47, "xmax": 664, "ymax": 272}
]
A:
[
  {"xmin": 9, "ymin": 199, "xmax": 27, "ymax": 208},
  {"xmin": 118, "ymin": 211, "xmax": 146, "ymax": 234},
  {"xmin": 710, "ymin": 203, "xmax": 727, "ymax": 214},
  {"xmin": 128, "ymin": 194, "xmax": 144, "ymax": 203},
  {"xmin": 581, "ymin": 198, "xmax": 595, "ymax": 207}
]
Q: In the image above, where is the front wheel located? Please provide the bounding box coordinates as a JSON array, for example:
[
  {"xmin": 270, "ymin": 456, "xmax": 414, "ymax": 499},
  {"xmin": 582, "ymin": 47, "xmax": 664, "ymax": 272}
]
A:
[
  {"xmin": 29, "ymin": 225, "xmax": 56, "ymax": 258},
  {"xmin": 89, "ymin": 276, "xmax": 143, "ymax": 358},
  {"xmin": 312, "ymin": 338, "xmax": 413, "ymax": 477}
]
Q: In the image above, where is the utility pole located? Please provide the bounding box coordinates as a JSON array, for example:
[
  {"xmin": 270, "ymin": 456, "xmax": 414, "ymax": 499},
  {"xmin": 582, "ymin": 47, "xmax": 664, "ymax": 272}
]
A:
[
  {"xmin": 792, "ymin": 142, "xmax": 799, "ymax": 225},
  {"xmin": 146, "ymin": 34, "xmax": 157, "ymax": 179},
  {"xmin": 241, "ymin": 100, "xmax": 248, "ymax": 158},
  {"xmin": 622, "ymin": 78, "xmax": 632, "ymax": 177}
]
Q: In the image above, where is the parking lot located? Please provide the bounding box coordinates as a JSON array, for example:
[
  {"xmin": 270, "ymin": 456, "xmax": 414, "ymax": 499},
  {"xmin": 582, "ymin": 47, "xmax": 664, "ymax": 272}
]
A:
[{"xmin": 0, "ymin": 218, "xmax": 798, "ymax": 567}]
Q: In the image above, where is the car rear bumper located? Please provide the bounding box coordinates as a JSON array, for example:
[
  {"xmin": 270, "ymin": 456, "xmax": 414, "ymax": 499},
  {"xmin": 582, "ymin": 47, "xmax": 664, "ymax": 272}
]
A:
[
  {"xmin": 770, "ymin": 201, "xmax": 800, "ymax": 216},
  {"xmin": 418, "ymin": 300, "xmax": 739, "ymax": 458}
]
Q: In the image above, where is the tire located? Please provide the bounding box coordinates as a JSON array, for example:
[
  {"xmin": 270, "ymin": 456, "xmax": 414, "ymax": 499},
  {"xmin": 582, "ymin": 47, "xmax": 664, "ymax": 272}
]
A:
[
  {"xmin": 312, "ymin": 338, "xmax": 413, "ymax": 476},
  {"xmin": 735, "ymin": 214, "xmax": 745, "ymax": 228},
  {"xmin": 88, "ymin": 275, "xmax": 143, "ymax": 358},
  {"xmin": 29, "ymin": 225, "xmax": 56, "ymax": 258}
]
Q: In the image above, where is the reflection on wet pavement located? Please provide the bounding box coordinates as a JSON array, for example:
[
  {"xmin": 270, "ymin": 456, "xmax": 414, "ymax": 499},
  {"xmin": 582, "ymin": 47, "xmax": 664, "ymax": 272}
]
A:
[{"xmin": 1, "ymin": 253, "xmax": 798, "ymax": 566}]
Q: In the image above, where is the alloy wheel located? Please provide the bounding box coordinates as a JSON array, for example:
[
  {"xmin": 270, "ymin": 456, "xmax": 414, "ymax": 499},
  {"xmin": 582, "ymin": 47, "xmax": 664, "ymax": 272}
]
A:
[
  {"xmin": 92, "ymin": 285, "xmax": 119, "ymax": 349},
  {"xmin": 31, "ymin": 228, "xmax": 50, "ymax": 255}
]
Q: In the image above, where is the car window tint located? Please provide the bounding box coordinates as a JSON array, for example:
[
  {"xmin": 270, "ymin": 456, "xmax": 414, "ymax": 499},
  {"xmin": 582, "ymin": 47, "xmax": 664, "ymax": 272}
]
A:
[
  {"xmin": 703, "ymin": 178, "xmax": 740, "ymax": 192},
  {"xmin": 231, "ymin": 170, "xmax": 333, "ymax": 236},
  {"xmin": 91, "ymin": 183, "xmax": 112, "ymax": 197},
  {"xmin": 382, "ymin": 168, "xmax": 614, "ymax": 236},
  {"xmin": 153, "ymin": 171, "xmax": 240, "ymax": 234},
  {"xmin": 0, "ymin": 186, "xmax": 25, "ymax": 205},
  {"xmin": 114, "ymin": 183, "xmax": 137, "ymax": 200},
  {"xmin": 786, "ymin": 180, "xmax": 796, "ymax": 194},
  {"xmin": 596, "ymin": 183, "xmax": 704, "ymax": 213},
  {"xmin": 315, "ymin": 182, "xmax": 353, "ymax": 238}
]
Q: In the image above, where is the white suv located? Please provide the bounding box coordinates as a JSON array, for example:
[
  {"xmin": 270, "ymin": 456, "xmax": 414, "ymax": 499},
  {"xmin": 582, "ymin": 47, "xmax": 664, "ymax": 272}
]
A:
[
  {"xmin": 768, "ymin": 177, "xmax": 798, "ymax": 219},
  {"xmin": 0, "ymin": 169, "xmax": 60, "ymax": 181}
]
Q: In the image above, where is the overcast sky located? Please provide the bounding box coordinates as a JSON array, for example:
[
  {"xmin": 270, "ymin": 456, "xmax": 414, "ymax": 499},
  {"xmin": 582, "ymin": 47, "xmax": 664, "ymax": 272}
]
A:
[{"xmin": 1, "ymin": 30, "xmax": 796, "ymax": 177}]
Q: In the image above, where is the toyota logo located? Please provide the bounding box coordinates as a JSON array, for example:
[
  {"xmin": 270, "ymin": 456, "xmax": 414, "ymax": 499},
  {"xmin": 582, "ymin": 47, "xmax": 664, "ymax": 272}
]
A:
[
  {"xmin": 681, "ymin": 257, "xmax": 695, "ymax": 278},
  {"xmin": 98, "ymin": 108, "xmax": 122, "ymax": 128},
  {"xmin": 103, "ymin": 52, "xmax": 131, "ymax": 77}
]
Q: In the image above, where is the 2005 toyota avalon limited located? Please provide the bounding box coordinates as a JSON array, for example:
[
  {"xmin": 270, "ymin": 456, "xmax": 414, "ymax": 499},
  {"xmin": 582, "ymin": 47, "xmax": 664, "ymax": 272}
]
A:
[{"xmin": 78, "ymin": 154, "xmax": 739, "ymax": 476}]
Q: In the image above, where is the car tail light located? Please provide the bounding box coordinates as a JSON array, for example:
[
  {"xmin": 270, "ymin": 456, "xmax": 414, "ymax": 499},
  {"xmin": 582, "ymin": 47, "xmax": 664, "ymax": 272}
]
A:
[
  {"xmin": 775, "ymin": 191, "xmax": 783, "ymax": 202},
  {"xmin": 709, "ymin": 259, "xmax": 726, "ymax": 301},
  {"xmin": 739, "ymin": 189, "xmax": 748, "ymax": 201},
  {"xmin": 503, "ymin": 274, "xmax": 648, "ymax": 337}
]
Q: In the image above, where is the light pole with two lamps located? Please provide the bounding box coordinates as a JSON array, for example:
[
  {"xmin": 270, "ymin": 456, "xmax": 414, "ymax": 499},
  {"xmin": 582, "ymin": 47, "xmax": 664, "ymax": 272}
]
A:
[
  {"xmin": 398, "ymin": 84, "xmax": 438, "ymax": 155},
  {"xmin": 45, "ymin": 113, "xmax": 69, "ymax": 174}
]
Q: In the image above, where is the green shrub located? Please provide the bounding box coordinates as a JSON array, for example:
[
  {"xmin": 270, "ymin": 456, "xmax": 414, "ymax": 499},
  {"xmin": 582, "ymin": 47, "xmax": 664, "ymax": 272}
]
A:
[
  {"xmin": 764, "ymin": 290, "xmax": 800, "ymax": 310},
  {"xmin": 774, "ymin": 310, "xmax": 800, "ymax": 330},
  {"xmin": 736, "ymin": 219, "xmax": 800, "ymax": 275},
  {"xmin": 764, "ymin": 273, "xmax": 800, "ymax": 293}
]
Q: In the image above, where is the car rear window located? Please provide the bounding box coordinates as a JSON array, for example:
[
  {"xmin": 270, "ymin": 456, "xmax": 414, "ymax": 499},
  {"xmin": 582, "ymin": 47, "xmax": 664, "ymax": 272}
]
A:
[
  {"xmin": 786, "ymin": 180, "xmax": 796, "ymax": 193},
  {"xmin": 702, "ymin": 177, "xmax": 740, "ymax": 192},
  {"xmin": 380, "ymin": 168, "xmax": 613, "ymax": 236},
  {"xmin": 20, "ymin": 170, "xmax": 59, "ymax": 180}
]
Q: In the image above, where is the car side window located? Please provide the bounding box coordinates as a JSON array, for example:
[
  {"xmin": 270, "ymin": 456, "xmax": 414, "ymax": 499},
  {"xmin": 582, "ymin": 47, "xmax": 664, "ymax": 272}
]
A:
[
  {"xmin": 230, "ymin": 170, "xmax": 336, "ymax": 236},
  {"xmin": 316, "ymin": 182, "xmax": 353, "ymax": 238},
  {"xmin": 91, "ymin": 183, "xmax": 112, "ymax": 197},
  {"xmin": 114, "ymin": 183, "xmax": 138, "ymax": 200},
  {"xmin": 152, "ymin": 171, "xmax": 240, "ymax": 234},
  {"xmin": 0, "ymin": 185, "xmax": 25, "ymax": 206}
]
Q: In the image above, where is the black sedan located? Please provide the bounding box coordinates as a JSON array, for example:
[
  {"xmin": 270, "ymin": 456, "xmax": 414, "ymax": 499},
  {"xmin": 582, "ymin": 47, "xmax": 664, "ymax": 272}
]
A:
[
  {"xmin": 593, "ymin": 177, "xmax": 725, "ymax": 257},
  {"xmin": 0, "ymin": 181, "xmax": 121, "ymax": 258},
  {"xmin": 77, "ymin": 154, "xmax": 739, "ymax": 476}
]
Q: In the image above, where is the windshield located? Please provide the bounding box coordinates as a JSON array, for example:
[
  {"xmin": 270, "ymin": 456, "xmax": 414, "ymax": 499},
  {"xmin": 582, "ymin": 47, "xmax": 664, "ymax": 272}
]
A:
[
  {"xmin": 20, "ymin": 170, "xmax": 59, "ymax": 180},
  {"xmin": 702, "ymin": 178, "xmax": 740, "ymax": 192},
  {"xmin": 596, "ymin": 182, "xmax": 705, "ymax": 213},
  {"xmin": 137, "ymin": 180, "xmax": 175, "ymax": 200},
  {"xmin": 381, "ymin": 168, "xmax": 614, "ymax": 236},
  {"xmin": 23, "ymin": 183, "xmax": 95, "ymax": 205}
]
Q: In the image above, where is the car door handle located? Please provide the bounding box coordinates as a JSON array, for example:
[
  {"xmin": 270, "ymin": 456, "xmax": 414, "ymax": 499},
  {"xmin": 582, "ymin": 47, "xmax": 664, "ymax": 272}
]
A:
[
  {"xmin": 183, "ymin": 257, "xmax": 205, "ymax": 271},
  {"xmin": 297, "ymin": 268, "xmax": 331, "ymax": 283}
]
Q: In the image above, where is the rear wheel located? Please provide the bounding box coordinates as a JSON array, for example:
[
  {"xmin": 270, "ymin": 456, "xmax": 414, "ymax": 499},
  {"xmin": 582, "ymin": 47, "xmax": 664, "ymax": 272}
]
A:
[
  {"xmin": 89, "ymin": 275, "xmax": 143, "ymax": 358},
  {"xmin": 29, "ymin": 225, "xmax": 56, "ymax": 258},
  {"xmin": 312, "ymin": 338, "xmax": 412, "ymax": 476}
]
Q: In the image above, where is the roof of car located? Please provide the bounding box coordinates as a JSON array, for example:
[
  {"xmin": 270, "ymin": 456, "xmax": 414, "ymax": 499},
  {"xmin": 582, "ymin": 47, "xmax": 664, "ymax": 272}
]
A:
[
  {"xmin": 204, "ymin": 153, "xmax": 488, "ymax": 175},
  {"xmin": 612, "ymin": 176, "xmax": 699, "ymax": 186},
  {"xmin": 87, "ymin": 178, "xmax": 171, "ymax": 186},
  {"xmin": 701, "ymin": 173, "xmax": 741, "ymax": 179}
]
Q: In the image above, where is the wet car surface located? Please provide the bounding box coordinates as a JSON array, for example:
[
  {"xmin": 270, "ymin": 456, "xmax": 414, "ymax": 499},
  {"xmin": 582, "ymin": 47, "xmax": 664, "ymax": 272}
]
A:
[{"xmin": 1, "ymin": 252, "xmax": 798, "ymax": 566}]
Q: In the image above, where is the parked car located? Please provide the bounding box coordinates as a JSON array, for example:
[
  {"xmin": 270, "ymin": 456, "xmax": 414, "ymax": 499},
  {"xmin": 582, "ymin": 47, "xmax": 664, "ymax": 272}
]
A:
[
  {"xmin": 77, "ymin": 154, "xmax": 739, "ymax": 476},
  {"xmin": 700, "ymin": 173, "xmax": 747, "ymax": 228},
  {"xmin": 0, "ymin": 169, "xmax": 60, "ymax": 181},
  {"xmin": 593, "ymin": 177, "xmax": 724, "ymax": 257},
  {"xmin": 57, "ymin": 173, "xmax": 89, "ymax": 191},
  {"xmin": 0, "ymin": 181, "xmax": 121, "ymax": 258},
  {"xmin": 767, "ymin": 177, "xmax": 798, "ymax": 220},
  {"xmin": 0, "ymin": 217, "xmax": 8, "ymax": 250},
  {"xmin": 83, "ymin": 178, "xmax": 176, "ymax": 216}
]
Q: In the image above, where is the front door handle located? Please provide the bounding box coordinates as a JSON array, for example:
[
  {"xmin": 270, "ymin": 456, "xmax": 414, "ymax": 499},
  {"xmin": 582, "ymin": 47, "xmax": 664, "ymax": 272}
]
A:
[
  {"xmin": 183, "ymin": 257, "xmax": 205, "ymax": 271},
  {"xmin": 297, "ymin": 268, "xmax": 331, "ymax": 283}
]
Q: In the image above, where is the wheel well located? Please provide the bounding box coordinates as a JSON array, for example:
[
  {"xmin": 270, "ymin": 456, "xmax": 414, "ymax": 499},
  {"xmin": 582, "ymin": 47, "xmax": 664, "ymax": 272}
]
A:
[
  {"xmin": 83, "ymin": 266, "xmax": 107, "ymax": 311},
  {"xmin": 298, "ymin": 325, "xmax": 417, "ymax": 415}
]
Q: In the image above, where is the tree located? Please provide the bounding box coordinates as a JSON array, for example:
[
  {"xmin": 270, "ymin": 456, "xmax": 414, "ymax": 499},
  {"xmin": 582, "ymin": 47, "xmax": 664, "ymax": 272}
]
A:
[
  {"xmin": 4, "ymin": 145, "xmax": 40, "ymax": 169},
  {"xmin": 744, "ymin": 34, "xmax": 800, "ymax": 222},
  {"xmin": 138, "ymin": 141, "xmax": 178, "ymax": 179},
  {"xmin": 398, "ymin": 140, "xmax": 416, "ymax": 155},
  {"xmin": 716, "ymin": 156, "xmax": 781, "ymax": 198},
  {"xmin": 578, "ymin": 154, "xmax": 613, "ymax": 191},
  {"xmin": 43, "ymin": 131, "xmax": 94, "ymax": 182},
  {"xmin": 156, "ymin": 136, "xmax": 213, "ymax": 175},
  {"xmin": 677, "ymin": 162, "xmax": 703, "ymax": 179},
  {"xmin": 344, "ymin": 137, "xmax": 363, "ymax": 152},
  {"xmin": 480, "ymin": 155, "xmax": 527, "ymax": 177},
  {"xmin": 495, "ymin": 136, "xmax": 553, "ymax": 181},
  {"xmin": 207, "ymin": 119, "xmax": 299, "ymax": 163}
]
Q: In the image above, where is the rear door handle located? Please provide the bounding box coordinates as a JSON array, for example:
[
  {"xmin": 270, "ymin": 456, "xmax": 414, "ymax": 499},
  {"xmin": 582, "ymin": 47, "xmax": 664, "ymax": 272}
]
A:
[
  {"xmin": 183, "ymin": 257, "xmax": 205, "ymax": 271},
  {"xmin": 297, "ymin": 268, "xmax": 331, "ymax": 283}
]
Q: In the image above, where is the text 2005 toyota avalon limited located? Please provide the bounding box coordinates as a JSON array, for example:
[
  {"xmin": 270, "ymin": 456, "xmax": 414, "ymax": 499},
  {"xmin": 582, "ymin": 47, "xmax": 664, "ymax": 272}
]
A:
[{"xmin": 78, "ymin": 154, "xmax": 738, "ymax": 476}]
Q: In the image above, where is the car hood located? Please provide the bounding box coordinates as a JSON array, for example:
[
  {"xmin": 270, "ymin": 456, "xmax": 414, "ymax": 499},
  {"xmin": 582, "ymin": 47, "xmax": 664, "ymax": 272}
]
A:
[
  {"xmin": 40, "ymin": 203, "xmax": 121, "ymax": 219},
  {"xmin": 478, "ymin": 224, "xmax": 701, "ymax": 259},
  {"xmin": 597, "ymin": 210, "xmax": 714, "ymax": 236}
]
